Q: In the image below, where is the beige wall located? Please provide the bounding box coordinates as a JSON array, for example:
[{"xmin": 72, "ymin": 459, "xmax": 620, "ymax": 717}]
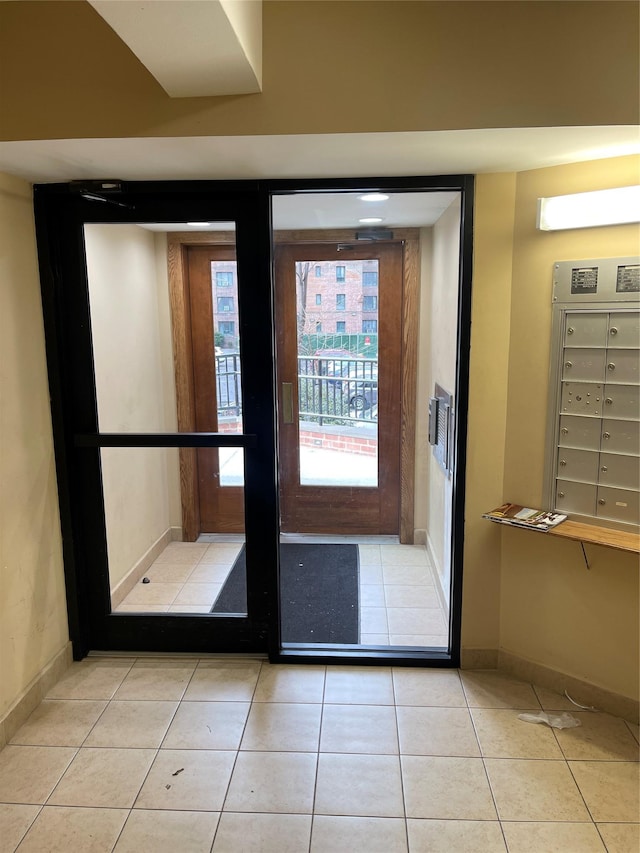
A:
[
  {"xmin": 462, "ymin": 172, "xmax": 517, "ymax": 652},
  {"xmin": 1, "ymin": 1, "xmax": 637, "ymax": 141},
  {"xmin": 424, "ymin": 199, "xmax": 461, "ymax": 601},
  {"xmin": 0, "ymin": 173, "xmax": 68, "ymax": 719},
  {"xmin": 84, "ymin": 225, "xmax": 180, "ymax": 590},
  {"xmin": 497, "ymin": 155, "xmax": 640, "ymax": 700}
]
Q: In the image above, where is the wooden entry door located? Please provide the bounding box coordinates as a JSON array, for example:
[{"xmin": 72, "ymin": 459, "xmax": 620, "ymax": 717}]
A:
[
  {"xmin": 275, "ymin": 243, "xmax": 403, "ymax": 534},
  {"xmin": 184, "ymin": 240, "xmax": 405, "ymax": 536},
  {"xmin": 186, "ymin": 244, "xmax": 245, "ymax": 533}
]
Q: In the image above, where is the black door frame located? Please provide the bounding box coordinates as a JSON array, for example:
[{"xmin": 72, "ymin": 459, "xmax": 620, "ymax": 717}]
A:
[{"xmin": 34, "ymin": 175, "xmax": 474, "ymax": 667}]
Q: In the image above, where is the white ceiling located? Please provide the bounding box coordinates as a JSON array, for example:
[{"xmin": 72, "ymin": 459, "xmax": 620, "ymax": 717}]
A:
[
  {"xmin": 135, "ymin": 191, "xmax": 458, "ymax": 230},
  {"xmin": 1, "ymin": 126, "xmax": 638, "ymax": 185}
]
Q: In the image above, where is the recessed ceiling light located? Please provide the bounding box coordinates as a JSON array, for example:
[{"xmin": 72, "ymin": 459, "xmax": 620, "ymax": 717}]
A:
[
  {"xmin": 358, "ymin": 193, "xmax": 389, "ymax": 202},
  {"xmin": 359, "ymin": 217, "xmax": 384, "ymax": 224},
  {"xmin": 187, "ymin": 221, "xmax": 211, "ymax": 227}
]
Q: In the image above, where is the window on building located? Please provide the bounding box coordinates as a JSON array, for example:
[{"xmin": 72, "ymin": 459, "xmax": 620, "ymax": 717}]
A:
[
  {"xmin": 363, "ymin": 271, "xmax": 378, "ymax": 287},
  {"xmin": 362, "ymin": 320, "xmax": 378, "ymax": 333},
  {"xmin": 336, "ymin": 265, "xmax": 346, "ymax": 282},
  {"xmin": 218, "ymin": 321, "xmax": 235, "ymax": 335},
  {"xmin": 315, "ymin": 294, "xmax": 322, "ymax": 305},
  {"xmin": 336, "ymin": 294, "xmax": 346, "ymax": 311},
  {"xmin": 316, "ymin": 322, "xmax": 322, "ymax": 332},
  {"xmin": 363, "ymin": 295, "xmax": 378, "ymax": 311},
  {"xmin": 217, "ymin": 297, "xmax": 234, "ymax": 313},
  {"xmin": 336, "ymin": 321, "xmax": 346, "ymax": 333},
  {"xmin": 315, "ymin": 265, "xmax": 322, "ymax": 277},
  {"xmin": 216, "ymin": 271, "xmax": 234, "ymax": 287}
]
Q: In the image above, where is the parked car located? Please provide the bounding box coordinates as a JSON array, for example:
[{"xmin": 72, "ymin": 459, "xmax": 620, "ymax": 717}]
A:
[
  {"xmin": 312, "ymin": 348, "xmax": 355, "ymax": 385},
  {"xmin": 344, "ymin": 363, "xmax": 378, "ymax": 412}
]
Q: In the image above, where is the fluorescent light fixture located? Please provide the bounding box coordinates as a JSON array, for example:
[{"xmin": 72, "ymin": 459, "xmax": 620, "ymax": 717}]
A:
[
  {"xmin": 537, "ymin": 186, "xmax": 640, "ymax": 231},
  {"xmin": 359, "ymin": 193, "xmax": 389, "ymax": 202},
  {"xmin": 359, "ymin": 217, "xmax": 383, "ymax": 224},
  {"xmin": 187, "ymin": 221, "xmax": 211, "ymax": 227}
]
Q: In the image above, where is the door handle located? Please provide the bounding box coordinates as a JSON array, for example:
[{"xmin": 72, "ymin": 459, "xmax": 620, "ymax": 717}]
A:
[{"xmin": 282, "ymin": 382, "xmax": 294, "ymax": 424}]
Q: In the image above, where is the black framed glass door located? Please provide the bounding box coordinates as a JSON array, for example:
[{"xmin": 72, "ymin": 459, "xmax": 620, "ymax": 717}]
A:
[
  {"xmin": 35, "ymin": 182, "xmax": 279, "ymax": 656},
  {"xmin": 35, "ymin": 175, "xmax": 473, "ymax": 667}
]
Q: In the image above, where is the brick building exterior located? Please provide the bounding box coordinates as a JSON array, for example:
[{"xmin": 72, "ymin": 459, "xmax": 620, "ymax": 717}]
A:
[{"xmin": 210, "ymin": 259, "xmax": 379, "ymax": 350}]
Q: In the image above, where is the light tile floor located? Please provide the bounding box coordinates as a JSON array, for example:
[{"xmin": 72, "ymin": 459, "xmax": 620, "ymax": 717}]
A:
[
  {"xmin": 115, "ymin": 542, "xmax": 449, "ymax": 649},
  {"xmin": 1, "ymin": 662, "xmax": 638, "ymax": 852}
]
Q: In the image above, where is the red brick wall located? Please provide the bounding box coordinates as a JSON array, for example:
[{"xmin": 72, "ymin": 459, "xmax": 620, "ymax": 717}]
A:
[{"xmin": 217, "ymin": 417, "xmax": 376, "ymax": 457}]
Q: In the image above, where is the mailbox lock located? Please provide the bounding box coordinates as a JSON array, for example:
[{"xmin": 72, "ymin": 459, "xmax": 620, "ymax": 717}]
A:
[
  {"xmin": 610, "ymin": 327, "xmax": 618, "ymax": 336},
  {"xmin": 560, "ymin": 459, "xmax": 567, "ymax": 466},
  {"xmin": 558, "ymin": 492, "xmax": 565, "ymax": 498},
  {"xmin": 601, "ymin": 466, "xmax": 608, "ymax": 472},
  {"xmin": 607, "ymin": 363, "xmax": 616, "ymax": 371},
  {"xmin": 603, "ymin": 432, "xmax": 611, "ymax": 439},
  {"xmin": 561, "ymin": 427, "xmax": 569, "ymax": 435},
  {"xmin": 598, "ymin": 499, "xmax": 606, "ymax": 506},
  {"xmin": 567, "ymin": 327, "xmax": 574, "ymax": 335},
  {"xmin": 565, "ymin": 361, "xmax": 573, "ymax": 369},
  {"xmin": 605, "ymin": 397, "xmax": 613, "ymax": 405}
]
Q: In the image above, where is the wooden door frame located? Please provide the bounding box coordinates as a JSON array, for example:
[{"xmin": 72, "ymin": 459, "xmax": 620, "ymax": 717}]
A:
[{"xmin": 168, "ymin": 228, "xmax": 419, "ymax": 543}]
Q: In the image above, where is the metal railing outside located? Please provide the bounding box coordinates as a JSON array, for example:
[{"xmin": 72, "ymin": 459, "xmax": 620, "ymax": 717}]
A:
[
  {"xmin": 216, "ymin": 353, "xmax": 242, "ymax": 417},
  {"xmin": 215, "ymin": 354, "xmax": 378, "ymax": 425},
  {"xmin": 298, "ymin": 356, "xmax": 378, "ymax": 426}
]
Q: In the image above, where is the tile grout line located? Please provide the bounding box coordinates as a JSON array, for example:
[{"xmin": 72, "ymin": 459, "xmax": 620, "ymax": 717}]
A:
[
  {"xmin": 391, "ymin": 669, "xmax": 411, "ymax": 852},
  {"xmin": 466, "ymin": 691, "xmax": 510, "ymax": 852},
  {"xmin": 210, "ymin": 658, "xmax": 266, "ymax": 848},
  {"xmin": 307, "ymin": 666, "xmax": 328, "ymax": 853},
  {"xmin": 109, "ymin": 655, "xmax": 197, "ymax": 848}
]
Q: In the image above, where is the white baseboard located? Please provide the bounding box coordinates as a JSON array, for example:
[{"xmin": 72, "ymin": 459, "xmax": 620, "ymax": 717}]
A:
[
  {"xmin": 426, "ymin": 532, "xmax": 449, "ymax": 613},
  {"xmin": 460, "ymin": 646, "xmax": 639, "ymax": 724},
  {"xmin": 0, "ymin": 642, "xmax": 73, "ymax": 749},
  {"xmin": 498, "ymin": 649, "xmax": 639, "ymax": 724},
  {"xmin": 413, "ymin": 528, "xmax": 427, "ymax": 546},
  {"xmin": 110, "ymin": 528, "xmax": 175, "ymax": 610},
  {"xmin": 460, "ymin": 648, "xmax": 500, "ymax": 669}
]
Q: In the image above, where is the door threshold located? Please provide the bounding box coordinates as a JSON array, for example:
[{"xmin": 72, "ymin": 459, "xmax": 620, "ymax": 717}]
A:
[
  {"xmin": 279, "ymin": 533, "xmax": 399, "ymax": 544},
  {"xmin": 197, "ymin": 533, "xmax": 246, "ymax": 543},
  {"xmin": 87, "ymin": 650, "xmax": 268, "ymax": 660},
  {"xmin": 197, "ymin": 533, "xmax": 400, "ymax": 544}
]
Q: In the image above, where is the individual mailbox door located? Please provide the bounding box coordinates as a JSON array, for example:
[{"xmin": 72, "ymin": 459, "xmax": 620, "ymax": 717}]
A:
[
  {"xmin": 599, "ymin": 453, "xmax": 640, "ymax": 491},
  {"xmin": 602, "ymin": 385, "xmax": 640, "ymax": 421},
  {"xmin": 604, "ymin": 349, "xmax": 639, "ymax": 385},
  {"xmin": 601, "ymin": 419, "xmax": 640, "ymax": 455},
  {"xmin": 555, "ymin": 480, "xmax": 596, "ymax": 516},
  {"xmin": 556, "ymin": 448, "xmax": 599, "ymax": 483},
  {"xmin": 560, "ymin": 383, "xmax": 603, "ymax": 417},
  {"xmin": 562, "ymin": 348, "xmax": 606, "ymax": 383},
  {"xmin": 596, "ymin": 486, "xmax": 640, "ymax": 525},
  {"xmin": 607, "ymin": 312, "xmax": 640, "ymax": 349},
  {"xmin": 558, "ymin": 415, "xmax": 601, "ymax": 451},
  {"xmin": 564, "ymin": 313, "xmax": 608, "ymax": 347}
]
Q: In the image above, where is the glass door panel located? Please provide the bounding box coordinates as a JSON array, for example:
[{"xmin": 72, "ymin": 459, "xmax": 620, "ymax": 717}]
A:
[
  {"xmin": 275, "ymin": 242, "xmax": 402, "ymax": 536},
  {"xmin": 103, "ymin": 447, "xmax": 246, "ymax": 617},
  {"xmin": 210, "ymin": 259, "xmax": 245, "ymax": 487},
  {"xmin": 186, "ymin": 246, "xmax": 245, "ymax": 531},
  {"xmin": 296, "ymin": 258, "xmax": 379, "ymax": 488},
  {"xmin": 72, "ymin": 207, "xmax": 272, "ymax": 655}
]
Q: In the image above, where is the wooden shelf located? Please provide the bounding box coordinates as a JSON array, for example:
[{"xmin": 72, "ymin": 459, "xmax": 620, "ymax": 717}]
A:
[
  {"xmin": 547, "ymin": 520, "xmax": 640, "ymax": 554},
  {"xmin": 487, "ymin": 516, "xmax": 640, "ymax": 554}
]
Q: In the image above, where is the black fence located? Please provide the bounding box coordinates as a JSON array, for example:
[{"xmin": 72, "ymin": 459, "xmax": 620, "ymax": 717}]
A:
[
  {"xmin": 215, "ymin": 354, "xmax": 378, "ymax": 425},
  {"xmin": 216, "ymin": 353, "xmax": 242, "ymax": 417},
  {"xmin": 297, "ymin": 356, "xmax": 378, "ymax": 425}
]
